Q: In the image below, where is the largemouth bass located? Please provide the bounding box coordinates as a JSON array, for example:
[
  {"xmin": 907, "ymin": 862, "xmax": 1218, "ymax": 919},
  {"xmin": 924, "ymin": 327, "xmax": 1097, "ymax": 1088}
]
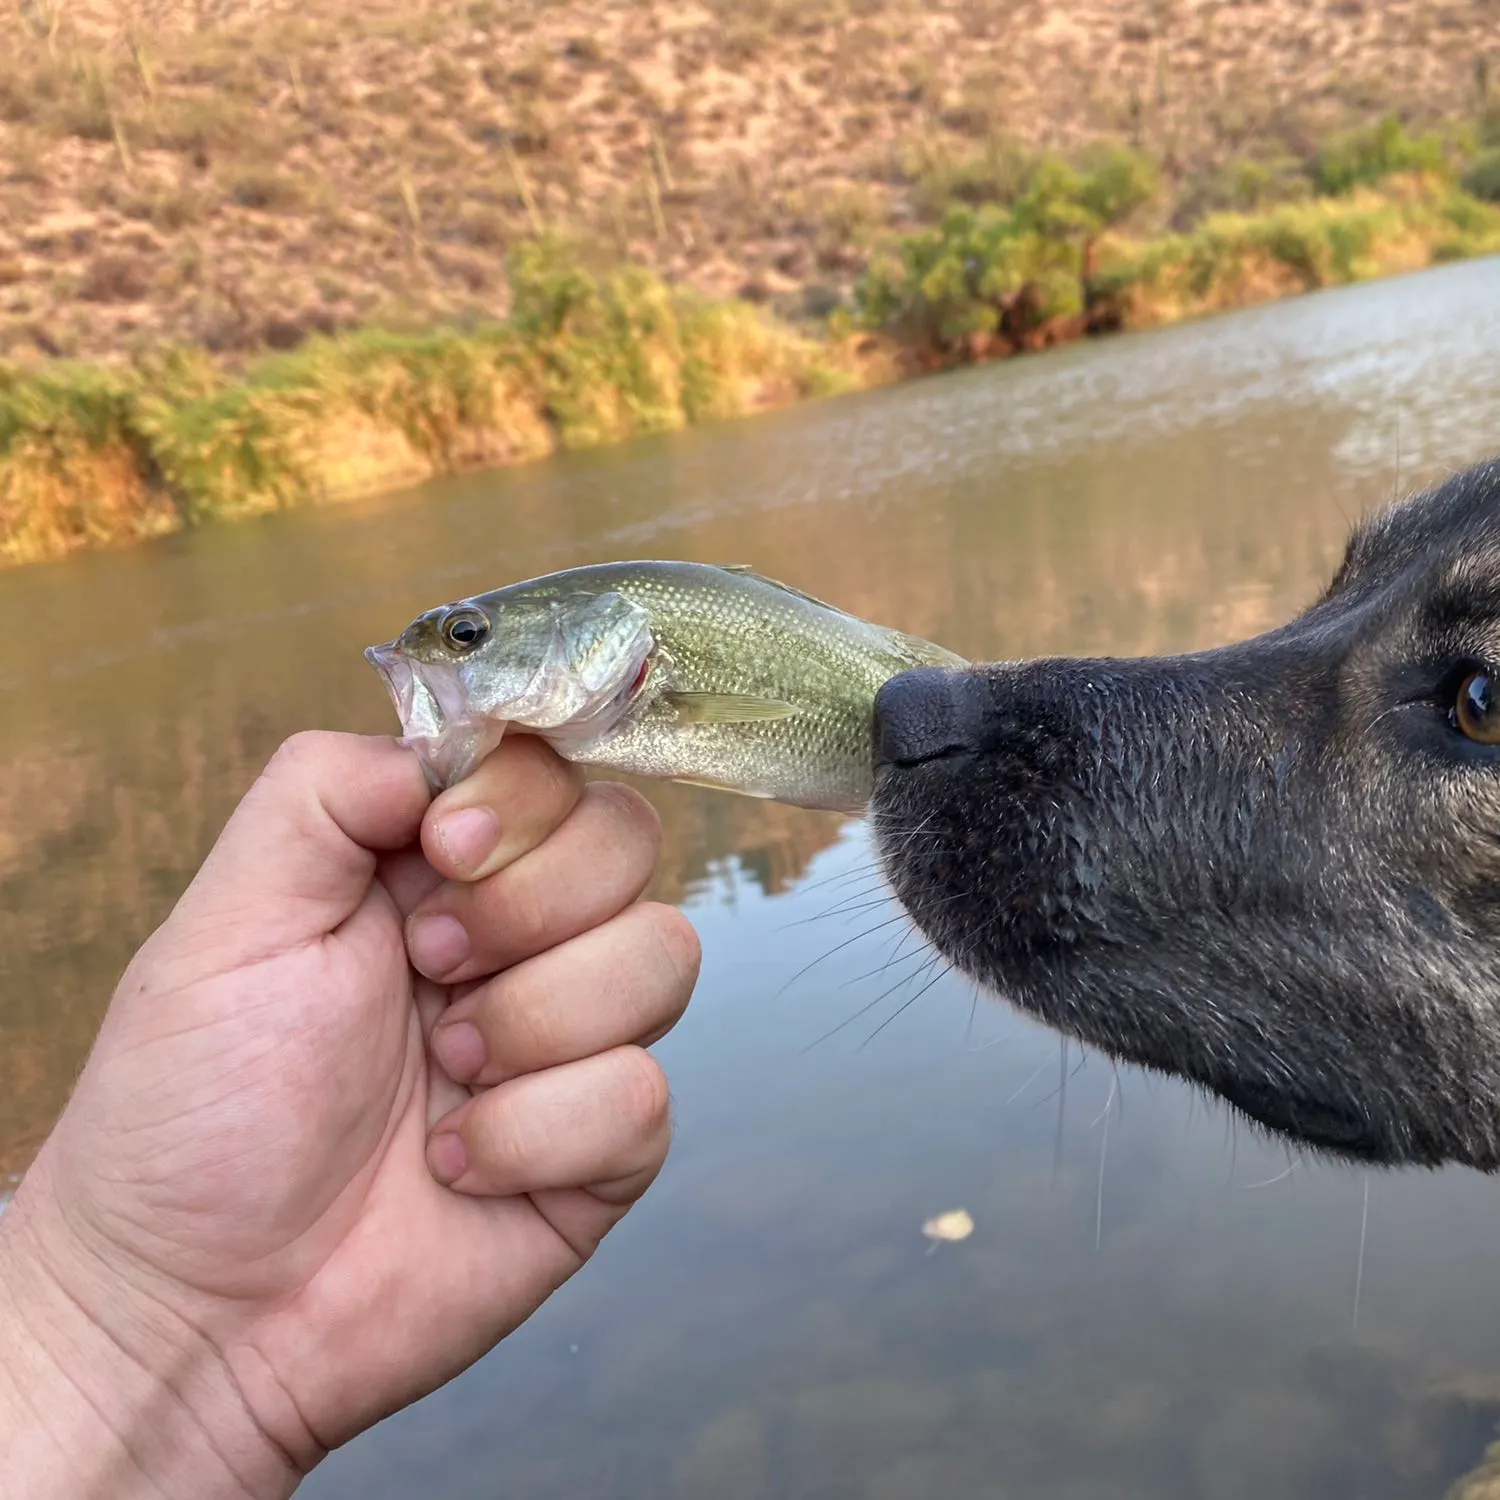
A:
[{"xmin": 365, "ymin": 560, "xmax": 966, "ymax": 812}]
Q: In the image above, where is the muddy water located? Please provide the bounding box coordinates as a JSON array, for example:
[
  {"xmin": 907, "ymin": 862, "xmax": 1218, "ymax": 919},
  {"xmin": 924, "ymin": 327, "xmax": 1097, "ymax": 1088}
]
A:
[{"xmin": 6, "ymin": 258, "xmax": 1500, "ymax": 1498}]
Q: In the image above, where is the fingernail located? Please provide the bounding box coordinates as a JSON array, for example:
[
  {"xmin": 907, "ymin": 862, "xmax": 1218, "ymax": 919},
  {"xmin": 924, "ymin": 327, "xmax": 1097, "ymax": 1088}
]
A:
[
  {"xmin": 432, "ymin": 1021, "xmax": 486, "ymax": 1084},
  {"xmin": 437, "ymin": 806, "xmax": 499, "ymax": 876},
  {"xmin": 407, "ymin": 914, "xmax": 470, "ymax": 979},
  {"xmin": 427, "ymin": 1131, "xmax": 468, "ymax": 1186}
]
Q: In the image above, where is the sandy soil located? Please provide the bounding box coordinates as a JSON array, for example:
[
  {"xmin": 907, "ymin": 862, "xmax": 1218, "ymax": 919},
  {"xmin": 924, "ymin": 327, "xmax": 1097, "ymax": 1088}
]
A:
[{"xmin": 0, "ymin": 0, "xmax": 1494, "ymax": 363}]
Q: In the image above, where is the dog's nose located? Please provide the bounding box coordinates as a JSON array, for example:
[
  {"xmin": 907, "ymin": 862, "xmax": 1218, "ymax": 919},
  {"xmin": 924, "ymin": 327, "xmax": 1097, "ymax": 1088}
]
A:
[{"xmin": 873, "ymin": 667, "xmax": 977, "ymax": 768}]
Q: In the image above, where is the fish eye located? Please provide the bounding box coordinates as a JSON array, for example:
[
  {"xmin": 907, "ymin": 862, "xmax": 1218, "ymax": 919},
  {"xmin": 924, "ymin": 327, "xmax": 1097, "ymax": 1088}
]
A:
[
  {"xmin": 1452, "ymin": 670, "xmax": 1500, "ymax": 744},
  {"xmin": 441, "ymin": 609, "xmax": 490, "ymax": 652}
]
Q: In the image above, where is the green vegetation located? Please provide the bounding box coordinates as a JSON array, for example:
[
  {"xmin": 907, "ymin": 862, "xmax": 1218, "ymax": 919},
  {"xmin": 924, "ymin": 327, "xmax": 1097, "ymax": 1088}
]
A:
[
  {"xmin": 1311, "ymin": 115, "xmax": 1452, "ymax": 195},
  {"xmin": 856, "ymin": 147, "xmax": 1159, "ymax": 354},
  {"xmin": 1463, "ymin": 147, "xmax": 1500, "ymax": 202},
  {"xmin": 1097, "ymin": 181, "xmax": 1500, "ymax": 328},
  {"xmin": 0, "ymin": 245, "xmax": 862, "ymax": 566},
  {"xmin": 853, "ymin": 118, "xmax": 1500, "ymax": 357},
  {"xmin": 6, "ymin": 116, "xmax": 1500, "ymax": 570}
]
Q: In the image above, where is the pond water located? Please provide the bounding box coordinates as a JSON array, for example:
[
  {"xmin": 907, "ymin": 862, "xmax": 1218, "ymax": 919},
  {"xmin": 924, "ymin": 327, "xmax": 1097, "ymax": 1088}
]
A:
[{"xmin": 5, "ymin": 257, "xmax": 1500, "ymax": 1498}]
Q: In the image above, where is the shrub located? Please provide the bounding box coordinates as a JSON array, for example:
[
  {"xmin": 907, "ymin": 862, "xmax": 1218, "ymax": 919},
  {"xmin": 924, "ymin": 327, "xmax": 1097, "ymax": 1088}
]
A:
[
  {"xmin": 1313, "ymin": 115, "xmax": 1449, "ymax": 195},
  {"xmin": 506, "ymin": 238, "xmax": 684, "ymax": 446},
  {"xmin": 1462, "ymin": 146, "xmax": 1500, "ymax": 202},
  {"xmin": 857, "ymin": 147, "xmax": 1159, "ymax": 352}
]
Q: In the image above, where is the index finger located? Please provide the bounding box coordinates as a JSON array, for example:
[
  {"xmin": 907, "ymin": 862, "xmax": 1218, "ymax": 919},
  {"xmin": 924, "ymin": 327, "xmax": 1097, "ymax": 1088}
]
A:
[{"xmin": 421, "ymin": 736, "xmax": 586, "ymax": 883}]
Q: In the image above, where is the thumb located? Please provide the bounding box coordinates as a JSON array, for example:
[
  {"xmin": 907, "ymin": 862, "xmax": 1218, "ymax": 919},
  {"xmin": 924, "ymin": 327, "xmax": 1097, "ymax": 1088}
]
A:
[{"xmin": 167, "ymin": 731, "xmax": 431, "ymax": 965}]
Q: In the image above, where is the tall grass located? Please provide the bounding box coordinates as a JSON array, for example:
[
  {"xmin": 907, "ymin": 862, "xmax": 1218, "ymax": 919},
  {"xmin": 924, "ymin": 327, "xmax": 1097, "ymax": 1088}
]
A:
[
  {"xmin": 856, "ymin": 120, "xmax": 1500, "ymax": 357},
  {"xmin": 7, "ymin": 121, "xmax": 1500, "ymax": 571},
  {"xmin": 0, "ymin": 244, "xmax": 863, "ymax": 566},
  {"xmin": 1097, "ymin": 177, "xmax": 1500, "ymax": 327}
]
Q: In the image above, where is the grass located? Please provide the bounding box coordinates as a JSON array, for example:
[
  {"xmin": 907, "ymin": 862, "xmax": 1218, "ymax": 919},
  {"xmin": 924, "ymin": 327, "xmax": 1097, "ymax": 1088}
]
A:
[
  {"xmin": 852, "ymin": 121, "xmax": 1500, "ymax": 360},
  {"xmin": 1096, "ymin": 178, "xmax": 1500, "ymax": 329},
  {"xmin": 2, "ymin": 0, "xmax": 1497, "ymax": 363},
  {"xmin": 0, "ymin": 243, "xmax": 869, "ymax": 565},
  {"xmin": 8, "ymin": 151, "xmax": 1497, "ymax": 569},
  {"xmin": 1, "ymin": 0, "xmax": 1499, "ymax": 566}
]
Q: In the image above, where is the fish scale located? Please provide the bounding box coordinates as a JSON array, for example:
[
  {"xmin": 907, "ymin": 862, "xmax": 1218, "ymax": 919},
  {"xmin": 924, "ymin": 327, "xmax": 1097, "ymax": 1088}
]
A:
[{"xmin": 367, "ymin": 560, "xmax": 967, "ymax": 813}]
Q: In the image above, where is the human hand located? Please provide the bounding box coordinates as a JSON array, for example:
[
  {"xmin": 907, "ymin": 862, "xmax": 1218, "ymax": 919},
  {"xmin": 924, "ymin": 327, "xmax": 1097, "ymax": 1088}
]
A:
[{"xmin": 0, "ymin": 733, "xmax": 699, "ymax": 1498}]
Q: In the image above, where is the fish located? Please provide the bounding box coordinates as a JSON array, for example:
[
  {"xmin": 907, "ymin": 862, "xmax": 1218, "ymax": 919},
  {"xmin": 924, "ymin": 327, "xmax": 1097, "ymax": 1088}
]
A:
[{"xmin": 364, "ymin": 560, "xmax": 966, "ymax": 813}]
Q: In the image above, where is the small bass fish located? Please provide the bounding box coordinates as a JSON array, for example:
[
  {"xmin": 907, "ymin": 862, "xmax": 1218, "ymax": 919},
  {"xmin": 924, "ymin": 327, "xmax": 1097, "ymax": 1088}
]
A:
[{"xmin": 365, "ymin": 561, "xmax": 965, "ymax": 813}]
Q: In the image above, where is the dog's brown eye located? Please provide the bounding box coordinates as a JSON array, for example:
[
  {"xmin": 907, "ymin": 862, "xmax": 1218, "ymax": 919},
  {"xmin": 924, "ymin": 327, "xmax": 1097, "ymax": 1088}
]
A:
[{"xmin": 1454, "ymin": 671, "xmax": 1500, "ymax": 743}]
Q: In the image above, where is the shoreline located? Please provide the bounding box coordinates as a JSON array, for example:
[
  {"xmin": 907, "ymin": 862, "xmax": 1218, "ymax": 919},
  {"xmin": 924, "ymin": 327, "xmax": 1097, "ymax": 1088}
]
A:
[{"xmin": 3, "ymin": 175, "xmax": 1498, "ymax": 572}]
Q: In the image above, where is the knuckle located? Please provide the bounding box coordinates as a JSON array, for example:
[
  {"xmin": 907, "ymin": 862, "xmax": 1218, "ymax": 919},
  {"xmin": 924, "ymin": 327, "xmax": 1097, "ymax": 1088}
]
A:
[
  {"xmin": 497, "ymin": 870, "xmax": 552, "ymax": 955},
  {"xmin": 251, "ymin": 731, "xmax": 348, "ymax": 837},
  {"xmin": 503, "ymin": 979, "xmax": 563, "ymax": 1061},
  {"xmin": 481, "ymin": 736, "xmax": 584, "ymax": 818},
  {"xmin": 265, "ymin": 729, "xmax": 336, "ymax": 780},
  {"xmin": 588, "ymin": 782, "xmax": 663, "ymax": 857},
  {"xmin": 643, "ymin": 905, "xmax": 702, "ymax": 998},
  {"xmin": 466, "ymin": 1094, "xmax": 529, "ymax": 1180},
  {"xmin": 611, "ymin": 1047, "xmax": 671, "ymax": 1133}
]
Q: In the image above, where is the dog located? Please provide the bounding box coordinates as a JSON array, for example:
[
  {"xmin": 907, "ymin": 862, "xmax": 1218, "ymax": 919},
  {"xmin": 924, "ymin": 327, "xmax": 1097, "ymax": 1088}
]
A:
[{"xmin": 870, "ymin": 455, "xmax": 1500, "ymax": 1172}]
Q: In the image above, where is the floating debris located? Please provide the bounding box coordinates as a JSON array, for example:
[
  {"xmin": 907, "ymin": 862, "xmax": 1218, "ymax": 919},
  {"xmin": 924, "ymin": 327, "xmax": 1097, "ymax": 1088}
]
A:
[{"xmin": 921, "ymin": 1208, "xmax": 975, "ymax": 1244}]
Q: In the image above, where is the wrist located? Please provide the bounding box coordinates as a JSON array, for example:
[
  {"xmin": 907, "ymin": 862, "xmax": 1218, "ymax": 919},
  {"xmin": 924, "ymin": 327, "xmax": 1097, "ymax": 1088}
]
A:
[{"xmin": 0, "ymin": 1169, "xmax": 302, "ymax": 1500}]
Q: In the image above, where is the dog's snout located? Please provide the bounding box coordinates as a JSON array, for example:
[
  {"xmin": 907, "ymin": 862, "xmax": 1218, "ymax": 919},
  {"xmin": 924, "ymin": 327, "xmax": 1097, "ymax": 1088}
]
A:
[{"xmin": 874, "ymin": 667, "xmax": 978, "ymax": 768}]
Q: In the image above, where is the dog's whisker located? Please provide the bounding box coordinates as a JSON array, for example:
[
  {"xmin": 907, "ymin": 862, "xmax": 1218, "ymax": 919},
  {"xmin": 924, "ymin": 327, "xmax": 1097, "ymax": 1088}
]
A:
[
  {"xmin": 1093, "ymin": 1074, "xmax": 1118, "ymax": 1252},
  {"xmin": 1033, "ymin": 1041, "xmax": 1090, "ymax": 1109},
  {"xmin": 841, "ymin": 935, "xmax": 933, "ymax": 991},
  {"xmin": 1352, "ymin": 1172, "xmax": 1371, "ymax": 1338},
  {"xmin": 856, "ymin": 957, "xmax": 954, "ymax": 1050},
  {"xmin": 962, "ymin": 986, "xmax": 981, "ymax": 1050},
  {"xmin": 1089, "ymin": 1074, "xmax": 1119, "ymax": 1132},
  {"xmin": 1053, "ymin": 1039, "xmax": 1069, "ymax": 1181},
  {"xmin": 772, "ymin": 910, "xmax": 920, "ymax": 999},
  {"xmin": 1003, "ymin": 1057, "xmax": 1051, "ymax": 1107},
  {"xmin": 1238, "ymin": 1161, "xmax": 1296, "ymax": 1191},
  {"xmin": 777, "ymin": 895, "xmax": 894, "ymax": 933},
  {"xmin": 799, "ymin": 950, "xmax": 947, "ymax": 1054},
  {"xmin": 795, "ymin": 857, "xmax": 886, "ymax": 896}
]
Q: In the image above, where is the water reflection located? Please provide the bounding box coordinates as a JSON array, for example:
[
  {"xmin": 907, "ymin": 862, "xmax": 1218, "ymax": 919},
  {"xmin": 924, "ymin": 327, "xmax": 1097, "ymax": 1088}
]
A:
[{"xmin": 4, "ymin": 258, "xmax": 1500, "ymax": 1494}]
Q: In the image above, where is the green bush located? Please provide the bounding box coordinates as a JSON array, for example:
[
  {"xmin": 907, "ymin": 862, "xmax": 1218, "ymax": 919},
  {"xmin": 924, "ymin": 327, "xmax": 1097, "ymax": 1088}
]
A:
[
  {"xmin": 907, "ymin": 136, "xmax": 1033, "ymax": 220},
  {"xmin": 1173, "ymin": 155, "xmax": 1313, "ymax": 225},
  {"xmin": 1, "ymin": 241, "xmax": 857, "ymax": 564},
  {"xmin": 1462, "ymin": 146, "xmax": 1500, "ymax": 202},
  {"xmin": 506, "ymin": 238, "xmax": 685, "ymax": 447},
  {"xmin": 1100, "ymin": 186, "xmax": 1500, "ymax": 316},
  {"xmin": 1313, "ymin": 115, "xmax": 1449, "ymax": 195},
  {"xmin": 857, "ymin": 147, "xmax": 1158, "ymax": 351}
]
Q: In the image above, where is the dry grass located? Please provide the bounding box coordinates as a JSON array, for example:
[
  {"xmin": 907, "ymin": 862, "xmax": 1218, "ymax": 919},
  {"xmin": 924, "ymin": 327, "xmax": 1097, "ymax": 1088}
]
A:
[
  {"xmin": 0, "ymin": 245, "xmax": 876, "ymax": 566},
  {"xmin": 0, "ymin": 0, "xmax": 1496, "ymax": 366},
  {"xmin": 1, "ymin": 0, "xmax": 1498, "ymax": 571}
]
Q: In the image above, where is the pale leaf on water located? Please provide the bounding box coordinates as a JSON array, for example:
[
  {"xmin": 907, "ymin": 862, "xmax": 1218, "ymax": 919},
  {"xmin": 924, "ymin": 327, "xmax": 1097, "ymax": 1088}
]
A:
[{"xmin": 921, "ymin": 1209, "xmax": 974, "ymax": 1243}]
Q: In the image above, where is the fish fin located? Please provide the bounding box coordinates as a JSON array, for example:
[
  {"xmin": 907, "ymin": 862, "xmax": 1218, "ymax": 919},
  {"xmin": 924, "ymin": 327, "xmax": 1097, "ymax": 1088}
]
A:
[
  {"xmin": 671, "ymin": 774, "xmax": 777, "ymax": 800},
  {"xmin": 889, "ymin": 630, "xmax": 969, "ymax": 669},
  {"xmin": 664, "ymin": 690, "xmax": 799, "ymax": 724}
]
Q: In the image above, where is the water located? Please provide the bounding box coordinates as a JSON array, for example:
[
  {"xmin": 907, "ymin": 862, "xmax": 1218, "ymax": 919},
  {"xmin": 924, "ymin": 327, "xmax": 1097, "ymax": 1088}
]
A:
[{"xmin": 6, "ymin": 259, "xmax": 1500, "ymax": 1497}]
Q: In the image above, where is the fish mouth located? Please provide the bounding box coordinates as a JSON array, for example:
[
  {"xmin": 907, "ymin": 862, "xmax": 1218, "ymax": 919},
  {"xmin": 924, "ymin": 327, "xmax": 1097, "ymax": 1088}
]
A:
[
  {"xmin": 364, "ymin": 639, "xmax": 505, "ymax": 790},
  {"xmin": 365, "ymin": 642, "xmax": 420, "ymax": 724},
  {"xmin": 365, "ymin": 639, "xmax": 453, "ymax": 744}
]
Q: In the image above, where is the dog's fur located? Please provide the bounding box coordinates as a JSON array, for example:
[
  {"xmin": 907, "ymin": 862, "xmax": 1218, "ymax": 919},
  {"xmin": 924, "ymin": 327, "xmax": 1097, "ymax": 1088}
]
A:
[{"xmin": 871, "ymin": 456, "xmax": 1500, "ymax": 1171}]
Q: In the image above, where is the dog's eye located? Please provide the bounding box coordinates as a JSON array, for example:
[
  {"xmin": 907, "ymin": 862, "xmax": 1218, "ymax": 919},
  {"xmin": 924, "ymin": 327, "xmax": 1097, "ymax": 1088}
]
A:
[{"xmin": 1453, "ymin": 671, "xmax": 1500, "ymax": 744}]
